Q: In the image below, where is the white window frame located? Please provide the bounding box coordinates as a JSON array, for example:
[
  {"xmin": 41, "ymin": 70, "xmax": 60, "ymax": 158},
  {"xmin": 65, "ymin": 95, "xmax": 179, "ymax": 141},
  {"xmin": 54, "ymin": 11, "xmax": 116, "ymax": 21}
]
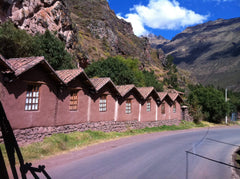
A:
[
  {"xmin": 25, "ymin": 84, "xmax": 40, "ymax": 111},
  {"xmin": 146, "ymin": 99, "xmax": 151, "ymax": 112},
  {"xmin": 99, "ymin": 95, "xmax": 107, "ymax": 112},
  {"xmin": 125, "ymin": 99, "xmax": 132, "ymax": 114}
]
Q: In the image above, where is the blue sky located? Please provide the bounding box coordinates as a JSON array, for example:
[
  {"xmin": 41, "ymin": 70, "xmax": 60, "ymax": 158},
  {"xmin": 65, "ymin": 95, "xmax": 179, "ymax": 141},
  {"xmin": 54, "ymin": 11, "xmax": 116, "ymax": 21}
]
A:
[{"xmin": 108, "ymin": 0, "xmax": 240, "ymax": 40}]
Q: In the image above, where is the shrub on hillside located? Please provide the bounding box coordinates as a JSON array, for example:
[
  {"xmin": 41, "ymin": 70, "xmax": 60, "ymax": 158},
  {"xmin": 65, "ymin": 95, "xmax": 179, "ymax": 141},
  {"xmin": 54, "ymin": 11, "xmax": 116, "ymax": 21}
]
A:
[{"xmin": 0, "ymin": 22, "xmax": 74, "ymax": 70}]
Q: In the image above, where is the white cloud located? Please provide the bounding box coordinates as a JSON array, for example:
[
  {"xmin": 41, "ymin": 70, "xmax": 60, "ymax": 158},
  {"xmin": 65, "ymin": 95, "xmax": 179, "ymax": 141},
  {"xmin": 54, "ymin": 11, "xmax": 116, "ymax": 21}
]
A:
[{"xmin": 120, "ymin": 0, "xmax": 208, "ymax": 36}]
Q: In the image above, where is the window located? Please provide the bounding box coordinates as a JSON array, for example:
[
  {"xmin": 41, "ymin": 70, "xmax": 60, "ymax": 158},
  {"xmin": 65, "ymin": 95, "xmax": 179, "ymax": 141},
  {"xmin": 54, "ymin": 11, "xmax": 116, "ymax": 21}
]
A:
[
  {"xmin": 146, "ymin": 99, "xmax": 151, "ymax": 112},
  {"xmin": 69, "ymin": 91, "xmax": 78, "ymax": 111},
  {"xmin": 125, "ymin": 99, "xmax": 131, "ymax": 114},
  {"xmin": 99, "ymin": 95, "xmax": 107, "ymax": 112},
  {"xmin": 25, "ymin": 84, "xmax": 40, "ymax": 111},
  {"xmin": 161, "ymin": 102, "xmax": 165, "ymax": 114},
  {"xmin": 173, "ymin": 102, "xmax": 176, "ymax": 113}
]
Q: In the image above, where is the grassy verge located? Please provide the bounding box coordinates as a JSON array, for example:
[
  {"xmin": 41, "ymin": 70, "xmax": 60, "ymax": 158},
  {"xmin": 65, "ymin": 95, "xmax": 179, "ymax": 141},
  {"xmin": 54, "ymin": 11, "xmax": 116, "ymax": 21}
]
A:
[{"xmin": 0, "ymin": 121, "xmax": 226, "ymax": 166}]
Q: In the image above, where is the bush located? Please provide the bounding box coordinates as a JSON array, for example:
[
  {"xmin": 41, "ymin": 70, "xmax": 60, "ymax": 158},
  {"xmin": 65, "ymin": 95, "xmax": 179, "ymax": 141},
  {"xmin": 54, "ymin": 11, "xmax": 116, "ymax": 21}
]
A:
[
  {"xmin": 188, "ymin": 85, "xmax": 227, "ymax": 123},
  {"xmin": 85, "ymin": 56, "xmax": 163, "ymax": 90},
  {"xmin": 85, "ymin": 57, "xmax": 136, "ymax": 85},
  {"xmin": 0, "ymin": 22, "xmax": 74, "ymax": 70}
]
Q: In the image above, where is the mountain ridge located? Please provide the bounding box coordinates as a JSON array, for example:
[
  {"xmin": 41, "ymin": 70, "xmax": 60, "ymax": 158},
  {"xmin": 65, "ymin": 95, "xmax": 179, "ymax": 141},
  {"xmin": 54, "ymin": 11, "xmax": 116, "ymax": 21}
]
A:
[{"xmin": 153, "ymin": 17, "xmax": 240, "ymax": 91}]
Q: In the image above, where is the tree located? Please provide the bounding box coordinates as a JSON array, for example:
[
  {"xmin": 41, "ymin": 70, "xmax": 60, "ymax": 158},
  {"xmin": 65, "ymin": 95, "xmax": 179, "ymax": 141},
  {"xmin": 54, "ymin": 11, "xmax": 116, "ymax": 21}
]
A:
[
  {"xmin": 163, "ymin": 55, "xmax": 179, "ymax": 89},
  {"xmin": 0, "ymin": 21, "xmax": 36, "ymax": 58},
  {"xmin": 0, "ymin": 22, "xmax": 74, "ymax": 70},
  {"xmin": 188, "ymin": 85, "xmax": 228, "ymax": 123},
  {"xmin": 34, "ymin": 30, "xmax": 74, "ymax": 70},
  {"xmin": 143, "ymin": 70, "xmax": 163, "ymax": 91},
  {"xmin": 85, "ymin": 57, "xmax": 136, "ymax": 85}
]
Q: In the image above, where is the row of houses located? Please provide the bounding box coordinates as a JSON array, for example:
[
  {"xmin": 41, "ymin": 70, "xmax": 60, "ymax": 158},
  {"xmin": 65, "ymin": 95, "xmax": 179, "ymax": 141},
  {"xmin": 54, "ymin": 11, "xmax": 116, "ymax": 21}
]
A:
[{"xmin": 0, "ymin": 54, "xmax": 185, "ymax": 131}]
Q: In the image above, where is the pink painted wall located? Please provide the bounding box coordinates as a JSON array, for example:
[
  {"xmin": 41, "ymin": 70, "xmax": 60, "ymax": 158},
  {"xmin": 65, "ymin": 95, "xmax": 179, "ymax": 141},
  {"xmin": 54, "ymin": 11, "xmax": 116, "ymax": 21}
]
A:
[
  {"xmin": 1, "ymin": 66, "xmax": 58, "ymax": 129},
  {"xmin": 170, "ymin": 99, "xmax": 182, "ymax": 121},
  {"xmin": 56, "ymin": 89, "xmax": 89, "ymax": 126},
  {"xmin": 158, "ymin": 98, "xmax": 172, "ymax": 121},
  {"xmin": 140, "ymin": 98, "xmax": 157, "ymax": 122},
  {"xmin": 89, "ymin": 85, "xmax": 116, "ymax": 122},
  {"xmin": 117, "ymin": 95, "xmax": 139, "ymax": 121}
]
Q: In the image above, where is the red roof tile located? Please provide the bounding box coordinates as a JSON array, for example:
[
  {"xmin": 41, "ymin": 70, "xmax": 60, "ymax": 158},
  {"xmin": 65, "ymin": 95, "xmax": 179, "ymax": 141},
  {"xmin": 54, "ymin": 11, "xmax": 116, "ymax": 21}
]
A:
[
  {"xmin": 90, "ymin": 77, "xmax": 114, "ymax": 91},
  {"xmin": 168, "ymin": 92, "xmax": 179, "ymax": 101},
  {"xmin": 158, "ymin": 92, "xmax": 168, "ymax": 101},
  {"xmin": 137, "ymin": 87, "xmax": 155, "ymax": 99},
  {"xmin": 116, "ymin": 84, "xmax": 135, "ymax": 96},
  {"xmin": 0, "ymin": 54, "xmax": 14, "ymax": 72},
  {"xmin": 7, "ymin": 56, "xmax": 45, "ymax": 76},
  {"xmin": 56, "ymin": 68, "xmax": 84, "ymax": 84}
]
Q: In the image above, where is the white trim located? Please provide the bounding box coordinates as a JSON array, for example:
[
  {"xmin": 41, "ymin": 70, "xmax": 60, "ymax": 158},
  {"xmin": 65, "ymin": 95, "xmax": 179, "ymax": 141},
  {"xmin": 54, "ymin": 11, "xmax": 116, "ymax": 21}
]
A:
[
  {"xmin": 87, "ymin": 96, "xmax": 91, "ymax": 122},
  {"xmin": 155, "ymin": 103, "xmax": 158, "ymax": 121},
  {"xmin": 114, "ymin": 100, "xmax": 118, "ymax": 121},
  {"xmin": 138, "ymin": 103, "xmax": 141, "ymax": 122}
]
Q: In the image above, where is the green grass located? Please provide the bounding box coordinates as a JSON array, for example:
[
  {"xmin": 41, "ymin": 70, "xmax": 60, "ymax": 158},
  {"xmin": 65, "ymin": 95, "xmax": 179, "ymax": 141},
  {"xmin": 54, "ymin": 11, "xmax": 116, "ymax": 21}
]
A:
[{"xmin": 0, "ymin": 121, "xmax": 215, "ymax": 165}]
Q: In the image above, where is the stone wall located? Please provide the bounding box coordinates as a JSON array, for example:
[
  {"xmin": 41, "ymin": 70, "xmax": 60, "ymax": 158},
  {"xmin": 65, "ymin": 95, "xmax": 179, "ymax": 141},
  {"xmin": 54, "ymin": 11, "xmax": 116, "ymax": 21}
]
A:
[
  {"xmin": 1, "ymin": 119, "xmax": 180, "ymax": 145},
  {"xmin": 181, "ymin": 106, "xmax": 193, "ymax": 122}
]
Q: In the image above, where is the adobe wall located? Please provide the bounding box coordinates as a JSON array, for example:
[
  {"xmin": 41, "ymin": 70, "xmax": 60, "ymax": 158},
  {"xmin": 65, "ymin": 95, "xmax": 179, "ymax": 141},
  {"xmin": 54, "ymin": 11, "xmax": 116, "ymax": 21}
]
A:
[
  {"xmin": 89, "ymin": 94, "xmax": 116, "ymax": 122},
  {"xmin": 1, "ymin": 67, "xmax": 58, "ymax": 129},
  {"xmin": 141, "ymin": 99, "xmax": 157, "ymax": 122},
  {"xmin": 117, "ymin": 95, "xmax": 139, "ymax": 122},
  {"xmin": 56, "ymin": 89, "xmax": 89, "ymax": 126},
  {"xmin": 7, "ymin": 119, "xmax": 181, "ymax": 145}
]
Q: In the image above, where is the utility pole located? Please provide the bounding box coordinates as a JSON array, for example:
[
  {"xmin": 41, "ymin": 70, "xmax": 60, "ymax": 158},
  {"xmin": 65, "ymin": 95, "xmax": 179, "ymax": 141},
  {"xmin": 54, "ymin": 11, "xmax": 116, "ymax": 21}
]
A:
[{"xmin": 225, "ymin": 88, "xmax": 228, "ymax": 124}]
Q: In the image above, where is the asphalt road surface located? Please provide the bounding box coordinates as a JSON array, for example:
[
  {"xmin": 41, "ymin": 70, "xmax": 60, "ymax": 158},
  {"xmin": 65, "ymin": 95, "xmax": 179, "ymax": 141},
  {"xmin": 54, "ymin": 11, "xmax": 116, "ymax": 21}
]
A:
[{"xmin": 34, "ymin": 127, "xmax": 240, "ymax": 179}]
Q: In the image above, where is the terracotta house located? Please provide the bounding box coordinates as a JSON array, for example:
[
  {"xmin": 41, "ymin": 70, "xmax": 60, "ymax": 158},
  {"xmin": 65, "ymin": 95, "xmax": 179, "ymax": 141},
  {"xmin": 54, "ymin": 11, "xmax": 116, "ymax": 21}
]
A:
[
  {"xmin": 0, "ymin": 56, "xmax": 64, "ymax": 129},
  {"xmin": 0, "ymin": 54, "xmax": 185, "ymax": 133},
  {"xmin": 116, "ymin": 85, "xmax": 143, "ymax": 122},
  {"xmin": 158, "ymin": 92, "xmax": 173, "ymax": 120},
  {"xmin": 137, "ymin": 87, "xmax": 160, "ymax": 122},
  {"xmin": 89, "ymin": 78, "xmax": 120, "ymax": 122},
  {"xmin": 168, "ymin": 91, "xmax": 183, "ymax": 121},
  {"xmin": 55, "ymin": 69, "xmax": 95, "ymax": 126}
]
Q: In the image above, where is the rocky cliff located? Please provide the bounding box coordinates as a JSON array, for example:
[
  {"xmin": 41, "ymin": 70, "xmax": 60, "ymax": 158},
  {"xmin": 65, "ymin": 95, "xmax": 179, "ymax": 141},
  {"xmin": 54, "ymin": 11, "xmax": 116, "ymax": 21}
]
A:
[
  {"xmin": 65, "ymin": 0, "xmax": 161, "ymax": 67},
  {"xmin": 158, "ymin": 18, "xmax": 240, "ymax": 91},
  {"xmin": 0, "ymin": 0, "xmax": 163, "ymax": 68},
  {"xmin": 0, "ymin": 0, "xmax": 77, "ymax": 50}
]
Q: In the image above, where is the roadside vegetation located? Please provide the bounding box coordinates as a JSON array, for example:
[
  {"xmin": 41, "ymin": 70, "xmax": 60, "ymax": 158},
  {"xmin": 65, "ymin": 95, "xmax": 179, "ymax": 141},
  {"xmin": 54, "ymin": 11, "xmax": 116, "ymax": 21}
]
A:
[
  {"xmin": 187, "ymin": 84, "xmax": 240, "ymax": 124},
  {"xmin": 0, "ymin": 121, "xmax": 215, "ymax": 166}
]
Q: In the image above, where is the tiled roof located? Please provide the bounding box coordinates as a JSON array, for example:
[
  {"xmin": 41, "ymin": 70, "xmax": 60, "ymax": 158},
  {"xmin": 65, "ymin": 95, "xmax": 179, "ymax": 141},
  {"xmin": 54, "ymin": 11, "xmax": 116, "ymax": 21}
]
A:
[
  {"xmin": 90, "ymin": 77, "xmax": 114, "ymax": 91},
  {"xmin": 7, "ymin": 56, "xmax": 45, "ymax": 76},
  {"xmin": 168, "ymin": 92, "xmax": 179, "ymax": 101},
  {"xmin": 56, "ymin": 68, "xmax": 84, "ymax": 84},
  {"xmin": 0, "ymin": 54, "xmax": 14, "ymax": 72},
  {"xmin": 116, "ymin": 84, "xmax": 135, "ymax": 96},
  {"xmin": 158, "ymin": 92, "xmax": 168, "ymax": 101},
  {"xmin": 137, "ymin": 87, "xmax": 155, "ymax": 99}
]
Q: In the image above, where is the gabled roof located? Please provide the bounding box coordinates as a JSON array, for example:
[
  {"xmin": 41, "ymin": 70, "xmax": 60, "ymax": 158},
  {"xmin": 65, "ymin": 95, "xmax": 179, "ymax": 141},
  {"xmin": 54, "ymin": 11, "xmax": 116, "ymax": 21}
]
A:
[
  {"xmin": 168, "ymin": 92, "xmax": 179, "ymax": 101},
  {"xmin": 7, "ymin": 56, "xmax": 45, "ymax": 76},
  {"xmin": 90, "ymin": 77, "xmax": 120, "ymax": 93},
  {"xmin": 6, "ymin": 56, "xmax": 64, "ymax": 84},
  {"xmin": 56, "ymin": 68, "xmax": 84, "ymax": 84},
  {"xmin": 137, "ymin": 87, "xmax": 160, "ymax": 100},
  {"xmin": 116, "ymin": 84, "xmax": 135, "ymax": 96},
  {"xmin": 0, "ymin": 54, "xmax": 14, "ymax": 72},
  {"xmin": 158, "ymin": 92, "xmax": 168, "ymax": 101}
]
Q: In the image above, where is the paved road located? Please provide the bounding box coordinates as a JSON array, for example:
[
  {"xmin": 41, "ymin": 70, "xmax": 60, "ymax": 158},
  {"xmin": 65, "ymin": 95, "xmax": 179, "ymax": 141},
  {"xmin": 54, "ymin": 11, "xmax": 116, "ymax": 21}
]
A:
[{"xmin": 37, "ymin": 127, "xmax": 240, "ymax": 179}]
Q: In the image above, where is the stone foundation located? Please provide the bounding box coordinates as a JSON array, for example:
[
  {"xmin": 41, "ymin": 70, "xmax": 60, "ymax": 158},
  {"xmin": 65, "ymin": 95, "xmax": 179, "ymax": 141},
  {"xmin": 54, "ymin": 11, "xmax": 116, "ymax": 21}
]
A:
[{"xmin": 1, "ymin": 119, "xmax": 180, "ymax": 145}]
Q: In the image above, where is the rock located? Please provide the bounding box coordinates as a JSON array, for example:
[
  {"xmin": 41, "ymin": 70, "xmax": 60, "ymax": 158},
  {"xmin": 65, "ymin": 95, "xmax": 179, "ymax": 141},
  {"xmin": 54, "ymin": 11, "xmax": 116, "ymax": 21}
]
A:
[{"xmin": 0, "ymin": 0, "xmax": 77, "ymax": 50}]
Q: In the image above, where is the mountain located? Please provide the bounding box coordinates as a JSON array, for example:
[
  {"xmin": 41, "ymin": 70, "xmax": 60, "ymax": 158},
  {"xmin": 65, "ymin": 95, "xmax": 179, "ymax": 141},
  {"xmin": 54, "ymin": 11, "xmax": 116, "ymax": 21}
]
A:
[
  {"xmin": 64, "ymin": 0, "xmax": 163, "ymax": 67},
  {"xmin": 0, "ymin": 0, "xmax": 163, "ymax": 68},
  {"xmin": 146, "ymin": 34, "xmax": 170, "ymax": 49},
  {"xmin": 157, "ymin": 17, "xmax": 240, "ymax": 91}
]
